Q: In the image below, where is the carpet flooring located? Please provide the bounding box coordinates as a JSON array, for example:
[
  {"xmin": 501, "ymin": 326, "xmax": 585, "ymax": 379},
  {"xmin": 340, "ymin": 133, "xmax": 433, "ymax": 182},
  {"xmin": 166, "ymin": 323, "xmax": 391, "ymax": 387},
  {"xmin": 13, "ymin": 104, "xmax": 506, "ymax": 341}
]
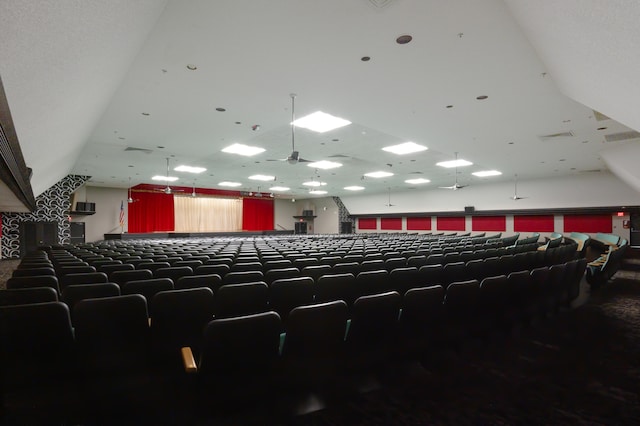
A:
[{"xmin": 0, "ymin": 257, "xmax": 639, "ymax": 425}]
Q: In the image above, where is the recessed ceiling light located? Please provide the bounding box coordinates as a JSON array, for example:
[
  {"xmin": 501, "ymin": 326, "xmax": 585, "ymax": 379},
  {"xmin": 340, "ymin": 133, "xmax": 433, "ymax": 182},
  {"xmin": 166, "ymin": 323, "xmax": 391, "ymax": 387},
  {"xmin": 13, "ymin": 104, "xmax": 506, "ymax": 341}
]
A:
[
  {"xmin": 446, "ymin": 105, "xmax": 454, "ymax": 109},
  {"xmin": 303, "ymin": 181, "xmax": 327, "ymax": 187},
  {"xmin": 476, "ymin": 95, "xmax": 488, "ymax": 100},
  {"xmin": 307, "ymin": 160, "xmax": 343, "ymax": 170},
  {"xmin": 152, "ymin": 175, "xmax": 179, "ymax": 182},
  {"xmin": 174, "ymin": 165, "xmax": 207, "ymax": 173},
  {"xmin": 309, "ymin": 190, "xmax": 328, "ymax": 195},
  {"xmin": 382, "ymin": 142, "xmax": 428, "ymax": 155},
  {"xmin": 364, "ymin": 171, "xmax": 394, "ymax": 178},
  {"xmin": 472, "ymin": 170, "xmax": 502, "ymax": 177},
  {"xmin": 157, "ymin": 146, "xmax": 164, "ymax": 149},
  {"xmin": 404, "ymin": 178, "xmax": 431, "ymax": 184},
  {"xmin": 141, "ymin": 112, "xmax": 150, "ymax": 116},
  {"xmin": 269, "ymin": 186, "xmax": 290, "ymax": 191},
  {"xmin": 436, "ymin": 159, "xmax": 473, "ymax": 168},
  {"xmin": 344, "ymin": 186, "xmax": 365, "ymax": 191},
  {"xmin": 293, "ymin": 111, "xmax": 351, "ymax": 133},
  {"xmin": 249, "ymin": 174, "xmax": 276, "ymax": 181},
  {"xmin": 361, "ymin": 56, "xmax": 371, "ymax": 61},
  {"xmin": 396, "ymin": 35, "xmax": 412, "ymax": 44},
  {"xmin": 218, "ymin": 181, "xmax": 242, "ymax": 187},
  {"xmin": 221, "ymin": 143, "xmax": 265, "ymax": 156},
  {"xmin": 216, "ymin": 107, "xmax": 226, "ymax": 112},
  {"xmin": 128, "ymin": 165, "xmax": 134, "ymax": 168},
  {"xmin": 186, "ymin": 64, "xmax": 197, "ymax": 70},
  {"xmin": 597, "ymin": 127, "xmax": 607, "ymax": 130}
]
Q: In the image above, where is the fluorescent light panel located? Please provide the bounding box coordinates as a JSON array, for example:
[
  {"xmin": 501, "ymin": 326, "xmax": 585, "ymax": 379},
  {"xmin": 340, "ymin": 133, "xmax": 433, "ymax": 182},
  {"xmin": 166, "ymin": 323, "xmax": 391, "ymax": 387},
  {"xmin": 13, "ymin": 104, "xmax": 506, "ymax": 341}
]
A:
[
  {"xmin": 221, "ymin": 143, "xmax": 265, "ymax": 156},
  {"xmin": 364, "ymin": 171, "xmax": 394, "ymax": 178},
  {"xmin": 404, "ymin": 178, "xmax": 431, "ymax": 184},
  {"xmin": 344, "ymin": 186, "xmax": 365, "ymax": 191},
  {"xmin": 303, "ymin": 181, "xmax": 327, "ymax": 187},
  {"xmin": 436, "ymin": 159, "xmax": 473, "ymax": 168},
  {"xmin": 269, "ymin": 186, "xmax": 290, "ymax": 191},
  {"xmin": 472, "ymin": 170, "xmax": 502, "ymax": 177},
  {"xmin": 174, "ymin": 165, "xmax": 206, "ymax": 173},
  {"xmin": 382, "ymin": 142, "xmax": 428, "ymax": 155},
  {"xmin": 309, "ymin": 190, "xmax": 328, "ymax": 195},
  {"xmin": 307, "ymin": 160, "xmax": 342, "ymax": 170},
  {"xmin": 293, "ymin": 111, "xmax": 351, "ymax": 133},
  {"xmin": 218, "ymin": 181, "xmax": 242, "ymax": 187},
  {"xmin": 152, "ymin": 175, "xmax": 179, "ymax": 182},
  {"xmin": 248, "ymin": 174, "xmax": 275, "ymax": 181}
]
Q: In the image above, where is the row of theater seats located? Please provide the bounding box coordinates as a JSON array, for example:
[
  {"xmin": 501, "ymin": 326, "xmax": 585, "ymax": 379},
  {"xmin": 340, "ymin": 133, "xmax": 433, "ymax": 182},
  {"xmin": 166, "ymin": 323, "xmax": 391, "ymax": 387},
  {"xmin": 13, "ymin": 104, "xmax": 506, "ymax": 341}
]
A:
[{"xmin": 0, "ymin": 248, "xmax": 587, "ymax": 415}]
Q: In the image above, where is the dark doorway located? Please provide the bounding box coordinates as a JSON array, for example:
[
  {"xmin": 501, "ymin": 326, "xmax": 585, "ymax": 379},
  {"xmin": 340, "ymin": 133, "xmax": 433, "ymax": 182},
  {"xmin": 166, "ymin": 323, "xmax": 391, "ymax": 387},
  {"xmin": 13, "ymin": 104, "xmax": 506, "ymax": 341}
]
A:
[{"xmin": 19, "ymin": 221, "xmax": 58, "ymax": 257}]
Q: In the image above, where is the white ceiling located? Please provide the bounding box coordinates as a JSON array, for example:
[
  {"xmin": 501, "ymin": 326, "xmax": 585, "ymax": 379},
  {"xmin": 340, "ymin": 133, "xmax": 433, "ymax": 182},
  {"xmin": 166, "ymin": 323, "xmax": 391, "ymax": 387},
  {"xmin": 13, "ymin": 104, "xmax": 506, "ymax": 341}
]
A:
[{"xmin": 1, "ymin": 0, "xmax": 640, "ymax": 205}]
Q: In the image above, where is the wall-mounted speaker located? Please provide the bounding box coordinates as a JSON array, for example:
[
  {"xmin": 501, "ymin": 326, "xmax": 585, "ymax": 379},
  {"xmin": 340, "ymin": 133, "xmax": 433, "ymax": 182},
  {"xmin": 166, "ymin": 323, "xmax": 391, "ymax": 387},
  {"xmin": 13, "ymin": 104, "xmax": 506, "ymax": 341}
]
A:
[{"xmin": 464, "ymin": 206, "xmax": 475, "ymax": 214}]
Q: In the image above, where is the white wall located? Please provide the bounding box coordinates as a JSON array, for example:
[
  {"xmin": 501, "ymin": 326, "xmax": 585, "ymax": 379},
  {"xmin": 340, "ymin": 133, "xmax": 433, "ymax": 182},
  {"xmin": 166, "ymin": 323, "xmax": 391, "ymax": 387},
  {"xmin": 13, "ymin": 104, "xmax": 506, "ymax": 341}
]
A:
[
  {"xmin": 273, "ymin": 198, "xmax": 298, "ymax": 231},
  {"xmin": 74, "ymin": 186, "xmax": 128, "ymax": 242}
]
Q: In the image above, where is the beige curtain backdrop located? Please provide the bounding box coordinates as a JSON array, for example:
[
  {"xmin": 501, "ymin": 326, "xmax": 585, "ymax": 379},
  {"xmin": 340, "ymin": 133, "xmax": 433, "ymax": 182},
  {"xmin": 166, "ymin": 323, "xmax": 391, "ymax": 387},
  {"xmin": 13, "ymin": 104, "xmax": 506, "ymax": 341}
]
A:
[{"xmin": 174, "ymin": 195, "xmax": 242, "ymax": 232}]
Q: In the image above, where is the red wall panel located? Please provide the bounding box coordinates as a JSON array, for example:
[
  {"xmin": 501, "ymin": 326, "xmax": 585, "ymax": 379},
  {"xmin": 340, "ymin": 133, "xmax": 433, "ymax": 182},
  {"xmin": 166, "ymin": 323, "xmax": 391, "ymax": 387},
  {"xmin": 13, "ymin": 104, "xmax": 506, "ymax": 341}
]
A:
[
  {"xmin": 406, "ymin": 216, "xmax": 431, "ymax": 231},
  {"xmin": 358, "ymin": 218, "xmax": 377, "ymax": 230},
  {"xmin": 513, "ymin": 215, "xmax": 555, "ymax": 232},
  {"xmin": 380, "ymin": 217, "xmax": 402, "ymax": 230},
  {"xmin": 564, "ymin": 214, "xmax": 612, "ymax": 233},
  {"xmin": 436, "ymin": 216, "xmax": 466, "ymax": 231},
  {"xmin": 472, "ymin": 216, "xmax": 506, "ymax": 231}
]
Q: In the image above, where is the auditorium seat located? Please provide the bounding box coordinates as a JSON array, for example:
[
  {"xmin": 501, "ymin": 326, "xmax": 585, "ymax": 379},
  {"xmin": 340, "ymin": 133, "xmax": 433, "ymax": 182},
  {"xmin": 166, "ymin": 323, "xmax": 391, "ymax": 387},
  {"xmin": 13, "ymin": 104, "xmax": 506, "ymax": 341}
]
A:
[
  {"xmin": 264, "ymin": 267, "xmax": 300, "ymax": 286},
  {"xmin": 300, "ymin": 264, "xmax": 332, "ymax": 282},
  {"xmin": 214, "ymin": 282, "xmax": 269, "ymax": 318},
  {"xmin": 0, "ymin": 286, "xmax": 58, "ymax": 306},
  {"xmin": 154, "ymin": 266, "xmax": 194, "ymax": 282},
  {"xmin": 195, "ymin": 263, "xmax": 230, "ymax": 277},
  {"xmin": 97, "ymin": 263, "xmax": 133, "ymax": 275},
  {"xmin": 59, "ymin": 271, "xmax": 109, "ymax": 290},
  {"xmin": 529, "ymin": 266, "xmax": 550, "ymax": 318},
  {"xmin": 353, "ymin": 270, "xmax": 390, "ymax": 302},
  {"xmin": 398, "ymin": 285, "xmax": 446, "ymax": 360},
  {"xmin": 442, "ymin": 262, "xmax": 469, "ymax": 288},
  {"xmin": 384, "ymin": 257, "xmax": 407, "ymax": 272},
  {"xmin": 567, "ymin": 258, "xmax": 587, "ymax": 305},
  {"xmin": 506, "ymin": 270, "xmax": 534, "ymax": 326},
  {"xmin": 175, "ymin": 274, "xmax": 223, "ymax": 292},
  {"xmin": 269, "ymin": 276, "xmax": 315, "ymax": 326},
  {"xmin": 417, "ymin": 264, "xmax": 444, "ymax": 287},
  {"xmin": 122, "ymin": 278, "xmax": 174, "ymax": 303},
  {"xmin": 110, "ymin": 269, "xmax": 154, "ymax": 286},
  {"xmin": 315, "ymin": 273, "xmax": 355, "ymax": 304},
  {"xmin": 389, "ymin": 267, "xmax": 421, "ymax": 297},
  {"xmin": 478, "ymin": 275, "xmax": 509, "ymax": 336},
  {"xmin": 11, "ymin": 266, "xmax": 56, "ymax": 277},
  {"xmin": 222, "ymin": 270, "xmax": 264, "ymax": 286},
  {"xmin": 6, "ymin": 275, "xmax": 61, "ymax": 294},
  {"xmin": 443, "ymin": 279, "xmax": 481, "ymax": 346},
  {"xmin": 61, "ymin": 283, "xmax": 121, "ymax": 318}
]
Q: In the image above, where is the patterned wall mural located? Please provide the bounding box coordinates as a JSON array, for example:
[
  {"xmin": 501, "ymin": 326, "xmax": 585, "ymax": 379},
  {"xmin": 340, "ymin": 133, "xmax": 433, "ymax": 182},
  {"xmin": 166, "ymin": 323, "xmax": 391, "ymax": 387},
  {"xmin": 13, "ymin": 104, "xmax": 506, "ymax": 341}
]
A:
[
  {"xmin": 1, "ymin": 174, "xmax": 89, "ymax": 258},
  {"xmin": 332, "ymin": 196, "xmax": 355, "ymax": 233}
]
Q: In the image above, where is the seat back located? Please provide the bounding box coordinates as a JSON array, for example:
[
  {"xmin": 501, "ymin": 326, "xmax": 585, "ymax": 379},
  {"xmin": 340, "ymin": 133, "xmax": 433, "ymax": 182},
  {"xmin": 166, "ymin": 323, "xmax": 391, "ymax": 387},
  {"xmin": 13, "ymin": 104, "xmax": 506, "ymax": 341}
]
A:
[
  {"xmin": 122, "ymin": 278, "xmax": 174, "ymax": 302},
  {"xmin": 214, "ymin": 281, "xmax": 269, "ymax": 318},
  {"xmin": 110, "ymin": 269, "xmax": 154, "ymax": 285},
  {"xmin": 154, "ymin": 266, "xmax": 194, "ymax": 281},
  {"xmin": 269, "ymin": 276, "xmax": 315, "ymax": 324},
  {"xmin": 315, "ymin": 273, "xmax": 355, "ymax": 304},
  {"xmin": 60, "ymin": 272, "xmax": 109, "ymax": 290},
  {"xmin": 222, "ymin": 270, "xmax": 264, "ymax": 286},
  {"xmin": 0, "ymin": 287, "xmax": 58, "ymax": 306},
  {"xmin": 11, "ymin": 267, "xmax": 56, "ymax": 277},
  {"xmin": 6, "ymin": 275, "xmax": 60, "ymax": 294},
  {"xmin": 175, "ymin": 274, "xmax": 223, "ymax": 292},
  {"xmin": 61, "ymin": 283, "xmax": 121, "ymax": 316}
]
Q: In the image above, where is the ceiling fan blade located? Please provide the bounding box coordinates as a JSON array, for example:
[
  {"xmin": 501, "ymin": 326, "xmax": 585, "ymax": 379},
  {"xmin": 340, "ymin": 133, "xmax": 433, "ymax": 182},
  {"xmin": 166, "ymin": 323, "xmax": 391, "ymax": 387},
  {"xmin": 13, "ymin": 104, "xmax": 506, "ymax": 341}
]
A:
[{"xmin": 297, "ymin": 158, "xmax": 313, "ymax": 163}]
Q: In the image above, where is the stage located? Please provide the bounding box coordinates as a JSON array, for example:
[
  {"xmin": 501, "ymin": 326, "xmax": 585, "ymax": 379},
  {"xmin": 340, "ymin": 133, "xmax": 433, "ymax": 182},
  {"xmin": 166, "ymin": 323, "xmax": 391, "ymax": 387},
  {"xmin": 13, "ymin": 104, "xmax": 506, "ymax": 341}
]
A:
[{"xmin": 103, "ymin": 230, "xmax": 294, "ymax": 240}]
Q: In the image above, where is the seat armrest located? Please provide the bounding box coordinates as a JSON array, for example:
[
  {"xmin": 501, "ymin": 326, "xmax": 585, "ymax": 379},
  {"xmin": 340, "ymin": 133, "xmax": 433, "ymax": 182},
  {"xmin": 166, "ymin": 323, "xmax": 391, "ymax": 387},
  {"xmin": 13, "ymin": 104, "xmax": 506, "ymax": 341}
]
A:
[{"xmin": 181, "ymin": 347, "xmax": 198, "ymax": 374}]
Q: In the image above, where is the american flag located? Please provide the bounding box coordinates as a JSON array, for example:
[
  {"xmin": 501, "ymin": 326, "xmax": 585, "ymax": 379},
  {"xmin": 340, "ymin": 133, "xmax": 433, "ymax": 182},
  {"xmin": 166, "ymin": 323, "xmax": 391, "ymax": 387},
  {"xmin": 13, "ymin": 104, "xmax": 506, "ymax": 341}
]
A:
[{"xmin": 119, "ymin": 200, "xmax": 125, "ymax": 227}]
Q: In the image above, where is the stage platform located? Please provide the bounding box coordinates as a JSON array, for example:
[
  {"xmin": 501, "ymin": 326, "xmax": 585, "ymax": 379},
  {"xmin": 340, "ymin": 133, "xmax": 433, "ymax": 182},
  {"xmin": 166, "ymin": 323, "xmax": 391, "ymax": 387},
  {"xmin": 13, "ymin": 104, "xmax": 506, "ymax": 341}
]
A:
[{"xmin": 104, "ymin": 230, "xmax": 294, "ymax": 240}]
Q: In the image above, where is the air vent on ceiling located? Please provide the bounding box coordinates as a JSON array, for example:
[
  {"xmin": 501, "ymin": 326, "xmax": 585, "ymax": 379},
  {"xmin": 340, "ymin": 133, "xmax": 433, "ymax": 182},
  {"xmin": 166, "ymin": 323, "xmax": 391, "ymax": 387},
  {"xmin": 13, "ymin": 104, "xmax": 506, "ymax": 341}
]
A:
[
  {"xmin": 328, "ymin": 154, "xmax": 350, "ymax": 158},
  {"xmin": 408, "ymin": 171, "xmax": 423, "ymax": 174},
  {"xmin": 579, "ymin": 169, "xmax": 602, "ymax": 174},
  {"xmin": 124, "ymin": 147, "xmax": 153, "ymax": 154},
  {"xmin": 366, "ymin": 0, "xmax": 397, "ymax": 9},
  {"xmin": 604, "ymin": 131, "xmax": 640, "ymax": 143},
  {"xmin": 538, "ymin": 131, "xmax": 574, "ymax": 141},
  {"xmin": 593, "ymin": 110, "xmax": 610, "ymax": 121}
]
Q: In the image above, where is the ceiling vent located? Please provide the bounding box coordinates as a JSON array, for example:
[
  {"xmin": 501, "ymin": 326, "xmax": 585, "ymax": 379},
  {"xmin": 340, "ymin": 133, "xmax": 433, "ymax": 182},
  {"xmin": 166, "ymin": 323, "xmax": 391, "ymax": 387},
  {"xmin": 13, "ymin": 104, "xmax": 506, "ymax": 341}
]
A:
[
  {"xmin": 124, "ymin": 147, "xmax": 153, "ymax": 154},
  {"xmin": 328, "ymin": 154, "xmax": 350, "ymax": 158},
  {"xmin": 366, "ymin": 0, "xmax": 397, "ymax": 9},
  {"xmin": 538, "ymin": 131, "xmax": 574, "ymax": 141},
  {"xmin": 604, "ymin": 131, "xmax": 640, "ymax": 143},
  {"xmin": 593, "ymin": 110, "xmax": 610, "ymax": 121}
]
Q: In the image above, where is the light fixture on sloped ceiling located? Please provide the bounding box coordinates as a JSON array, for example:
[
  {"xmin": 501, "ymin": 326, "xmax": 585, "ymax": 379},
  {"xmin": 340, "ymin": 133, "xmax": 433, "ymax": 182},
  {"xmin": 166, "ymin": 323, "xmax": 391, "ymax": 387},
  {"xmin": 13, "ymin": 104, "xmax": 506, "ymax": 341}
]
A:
[{"xmin": 438, "ymin": 152, "xmax": 471, "ymax": 190}]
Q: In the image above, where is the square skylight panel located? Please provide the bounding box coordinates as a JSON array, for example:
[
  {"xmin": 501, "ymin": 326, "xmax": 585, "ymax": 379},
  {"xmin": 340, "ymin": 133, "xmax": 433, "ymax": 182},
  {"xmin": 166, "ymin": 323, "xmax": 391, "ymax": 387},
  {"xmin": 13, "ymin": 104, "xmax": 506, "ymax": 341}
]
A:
[
  {"xmin": 218, "ymin": 181, "xmax": 242, "ymax": 187},
  {"xmin": 472, "ymin": 170, "xmax": 502, "ymax": 177},
  {"xmin": 436, "ymin": 159, "xmax": 473, "ymax": 168},
  {"xmin": 364, "ymin": 171, "xmax": 394, "ymax": 178},
  {"xmin": 174, "ymin": 165, "xmax": 207, "ymax": 173},
  {"xmin": 221, "ymin": 143, "xmax": 265, "ymax": 156},
  {"xmin": 307, "ymin": 160, "xmax": 342, "ymax": 170},
  {"xmin": 382, "ymin": 142, "xmax": 428, "ymax": 155},
  {"xmin": 404, "ymin": 178, "xmax": 431, "ymax": 184},
  {"xmin": 152, "ymin": 175, "xmax": 179, "ymax": 182},
  {"xmin": 248, "ymin": 174, "xmax": 276, "ymax": 181},
  {"xmin": 293, "ymin": 111, "xmax": 351, "ymax": 133}
]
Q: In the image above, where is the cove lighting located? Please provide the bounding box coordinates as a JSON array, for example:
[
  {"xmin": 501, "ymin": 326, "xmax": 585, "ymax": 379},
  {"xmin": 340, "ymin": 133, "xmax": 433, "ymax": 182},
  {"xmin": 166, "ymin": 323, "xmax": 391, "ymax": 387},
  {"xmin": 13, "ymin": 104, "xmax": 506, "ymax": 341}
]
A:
[
  {"xmin": 269, "ymin": 186, "xmax": 290, "ymax": 191},
  {"xmin": 221, "ymin": 143, "xmax": 265, "ymax": 156},
  {"xmin": 174, "ymin": 165, "xmax": 206, "ymax": 173},
  {"xmin": 472, "ymin": 170, "xmax": 502, "ymax": 177},
  {"xmin": 364, "ymin": 171, "xmax": 394, "ymax": 178},
  {"xmin": 404, "ymin": 178, "xmax": 431, "ymax": 184},
  {"xmin": 303, "ymin": 181, "xmax": 327, "ymax": 187},
  {"xmin": 249, "ymin": 174, "xmax": 276, "ymax": 181},
  {"xmin": 293, "ymin": 111, "xmax": 351, "ymax": 133},
  {"xmin": 309, "ymin": 190, "xmax": 328, "ymax": 195},
  {"xmin": 344, "ymin": 186, "xmax": 365, "ymax": 191},
  {"xmin": 436, "ymin": 159, "xmax": 473, "ymax": 168},
  {"xmin": 152, "ymin": 175, "xmax": 179, "ymax": 182},
  {"xmin": 382, "ymin": 142, "xmax": 428, "ymax": 155},
  {"xmin": 218, "ymin": 181, "xmax": 242, "ymax": 187},
  {"xmin": 307, "ymin": 160, "xmax": 342, "ymax": 170}
]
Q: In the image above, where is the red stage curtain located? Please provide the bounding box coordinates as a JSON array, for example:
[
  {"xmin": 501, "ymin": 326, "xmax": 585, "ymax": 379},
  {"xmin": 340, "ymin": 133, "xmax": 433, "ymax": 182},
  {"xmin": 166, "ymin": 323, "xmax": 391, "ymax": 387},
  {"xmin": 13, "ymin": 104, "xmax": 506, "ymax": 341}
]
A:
[
  {"xmin": 514, "ymin": 215, "xmax": 555, "ymax": 232},
  {"xmin": 564, "ymin": 214, "xmax": 612, "ymax": 233},
  {"xmin": 472, "ymin": 216, "xmax": 506, "ymax": 232},
  {"xmin": 242, "ymin": 198, "xmax": 274, "ymax": 231},
  {"xmin": 128, "ymin": 192, "xmax": 175, "ymax": 233},
  {"xmin": 380, "ymin": 217, "xmax": 402, "ymax": 230},
  {"xmin": 437, "ymin": 216, "xmax": 466, "ymax": 231},
  {"xmin": 358, "ymin": 218, "xmax": 377, "ymax": 230}
]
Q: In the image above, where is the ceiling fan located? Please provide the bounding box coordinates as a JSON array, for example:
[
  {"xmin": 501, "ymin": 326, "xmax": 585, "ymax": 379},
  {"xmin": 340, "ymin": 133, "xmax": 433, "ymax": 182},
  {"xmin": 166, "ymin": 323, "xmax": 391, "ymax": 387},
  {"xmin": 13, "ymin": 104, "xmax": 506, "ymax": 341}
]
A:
[
  {"xmin": 126, "ymin": 177, "xmax": 139, "ymax": 203},
  {"xmin": 439, "ymin": 152, "xmax": 467, "ymax": 190},
  {"xmin": 267, "ymin": 93, "xmax": 314, "ymax": 165},
  {"xmin": 384, "ymin": 187, "xmax": 396, "ymax": 207},
  {"xmin": 510, "ymin": 174, "xmax": 528, "ymax": 200},
  {"xmin": 155, "ymin": 157, "xmax": 183, "ymax": 194}
]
